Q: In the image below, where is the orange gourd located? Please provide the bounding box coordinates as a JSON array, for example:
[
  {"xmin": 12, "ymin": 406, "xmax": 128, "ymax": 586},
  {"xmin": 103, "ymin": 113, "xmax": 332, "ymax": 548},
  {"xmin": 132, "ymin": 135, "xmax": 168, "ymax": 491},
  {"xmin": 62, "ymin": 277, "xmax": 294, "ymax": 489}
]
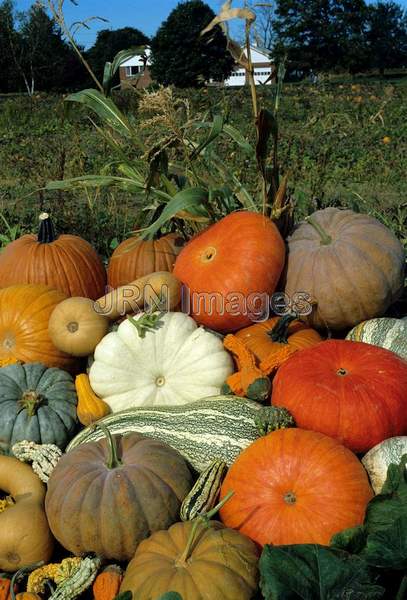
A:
[
  {"xmin": 75, "ymin": 374, "xmax": 111, "ymax": 426},
  {"xmin": 92, "ymin": 565, "xmax": 123, "ymax": 600},
  {"xmin": 235, "ymin": 314, "xmax": 323, "ymax": 362},
  {"xmin": 173, "ymin": 211, "xmax": 286, "ymax": 332},
  {"xmin": 0, "ymin": 284, "xmax": 76, "ymax": 370},
  {"xmin": 219, "ymin": 428, "xmax": 373, "ymax": 546},
  {"xmin": 108, "ymin": 233, "xmax": 184, "ymax": 289},
  {"xmin": 222, "ymin": 315, "xmax": 323, "ymax": 400},
  {"xmin": 15, "ymin": 595, "xmax": 41, "ymax": 600},
  {"xmin": 272, "ymin": 339, "xmax": 407, "ymax": 453},
  {"xmin": 0, "ymin": 213, "xmax": 106, "ymax": 300}
]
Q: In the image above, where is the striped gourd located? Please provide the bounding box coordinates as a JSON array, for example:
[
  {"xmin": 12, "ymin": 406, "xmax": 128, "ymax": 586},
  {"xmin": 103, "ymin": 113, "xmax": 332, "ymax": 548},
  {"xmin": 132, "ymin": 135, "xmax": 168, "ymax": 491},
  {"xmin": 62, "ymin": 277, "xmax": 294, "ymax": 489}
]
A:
[
  {"xmin": 66, "ymin": 395, "xmax": 266, "ymax": 472},
  {"xmin": 346, "ymin": 317, "xmax": 407, "ymax": 361},
  {"xmin": 180, "ymin": 459, "xmax": 228, "ymax": 521}
]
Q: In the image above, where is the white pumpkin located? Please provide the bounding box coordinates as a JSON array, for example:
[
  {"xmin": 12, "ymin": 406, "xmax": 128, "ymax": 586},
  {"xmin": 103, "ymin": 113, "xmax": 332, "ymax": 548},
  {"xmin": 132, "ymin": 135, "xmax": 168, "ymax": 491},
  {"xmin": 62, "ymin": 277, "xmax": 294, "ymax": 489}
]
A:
[
  {"xmin": 89, "ymin": 311, "xmax": 234, "ymax": 411},
  {"xmin": 362, "ymin": 436, "xmax": 407, "ymax": 494}
]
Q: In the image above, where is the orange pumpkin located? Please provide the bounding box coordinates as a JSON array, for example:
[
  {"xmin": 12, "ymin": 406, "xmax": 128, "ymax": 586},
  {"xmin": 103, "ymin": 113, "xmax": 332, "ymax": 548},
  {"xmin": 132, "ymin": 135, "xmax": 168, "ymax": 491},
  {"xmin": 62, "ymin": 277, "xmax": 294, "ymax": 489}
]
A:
[
  {"xmin": 219, "ymin": 428, "xmax": 373, "ymax": 546},
  {"xmin": 107, "ymin": 233, "xmax": 184, "ymax": 289},
  {"xmin": 0, "ymin": 213, "xmax": 106, "ymax": 299},
  {"xmin": 173, "ymin": 211, "xmax": 286, "ymax": 332},
  {"xmin": 235, "ymin": 314, "xmax": 323, "ymax": 362},
  {"xmin": 272, "ymin": 339, "xmax": 407, "ymax": 453},
  {"xmin": 0, "ymin": 284, "xmax": 76, "ymax": 370}
]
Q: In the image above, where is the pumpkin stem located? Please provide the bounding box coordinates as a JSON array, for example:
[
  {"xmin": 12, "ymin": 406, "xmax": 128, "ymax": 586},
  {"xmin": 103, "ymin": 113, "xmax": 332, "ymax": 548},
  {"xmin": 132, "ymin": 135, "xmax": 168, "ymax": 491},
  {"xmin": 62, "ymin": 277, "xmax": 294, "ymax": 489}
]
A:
[
  {"xmin": 268, "ymin": 315, "xmax": 297, "ymax": 343},
  {"xmin": 92, "ymin": 423, "xmax": 122, "ymax": 469},
  {"xmin": 177, "ymin": 491, "xmax": 234, "ymax": 566},
  {"xmin": 127, "ymin": 312, "xmax": 165, "ymax": 338},
  {"xmin": 305, "ymin": 216, "xmax": 332, "ymax": 245},
  {"xmin": 38, "ymin": 212, "xmax": 57, "ymax": 243},
  {"xmin": 19, "ymin": 390, "xmax": 44, "ymax": 417}
]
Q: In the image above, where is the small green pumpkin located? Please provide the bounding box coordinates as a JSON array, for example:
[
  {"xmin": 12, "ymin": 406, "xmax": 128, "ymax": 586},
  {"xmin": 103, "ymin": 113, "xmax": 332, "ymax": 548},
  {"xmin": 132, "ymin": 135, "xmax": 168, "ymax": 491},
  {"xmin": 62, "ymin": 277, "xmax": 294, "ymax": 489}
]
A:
[
  {"xmin": 0, "ymin": 362, "xmax": 78, "ymax": 453},
  {"xmin": 346, "ymin": 317, "xmax": 407, "ymax": 360},
  {"xmin": 361, "ymin": 436, "xmax": 407, "ymax": 494}
]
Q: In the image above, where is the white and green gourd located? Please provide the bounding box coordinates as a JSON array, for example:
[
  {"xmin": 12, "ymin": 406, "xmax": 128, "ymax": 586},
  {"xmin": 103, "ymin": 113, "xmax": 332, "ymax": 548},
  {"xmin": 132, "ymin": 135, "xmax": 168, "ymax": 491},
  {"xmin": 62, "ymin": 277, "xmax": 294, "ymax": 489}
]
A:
[
  {"xmin": 180, "ymin": 459, "xmax": 228, "ymax": 521},
  {"xmin": 362, "ymin": 436, "xmax": 407, "ymax": 494},
  {"xmin": 66, "ymin": 397, "xmax": 295, "ymax": 473},
  {"xmin": 346, "ymin": 317, "xmax": 407, "ymax": 361},
  {"xmin": 12, "ymin": 440, "xmax": 62, "ymax": 483},
  {"xmin": 89, "ymin": 312, "xmax": 234, "ymax": 412},
  {"xmin": 49, "ymin": 556, "xmax": 102, "ymax": 600}
]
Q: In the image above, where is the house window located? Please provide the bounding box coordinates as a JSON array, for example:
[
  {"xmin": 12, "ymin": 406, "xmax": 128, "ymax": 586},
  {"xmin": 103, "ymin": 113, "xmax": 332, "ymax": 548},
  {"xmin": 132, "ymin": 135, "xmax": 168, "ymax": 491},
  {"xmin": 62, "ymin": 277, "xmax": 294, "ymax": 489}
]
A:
[{"xmin": 125, "ymin": 66, "xmax": 141, "ymax": 77}]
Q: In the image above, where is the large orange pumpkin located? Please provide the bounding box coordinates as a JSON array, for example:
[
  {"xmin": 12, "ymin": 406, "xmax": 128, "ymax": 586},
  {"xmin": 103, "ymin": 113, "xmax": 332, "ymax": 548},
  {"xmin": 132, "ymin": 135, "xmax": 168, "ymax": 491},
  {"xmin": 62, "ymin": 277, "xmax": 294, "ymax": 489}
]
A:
[
  {"xmin": 235, "ymin": 314, "xmax": 323, "ymax": 362},
  {"xmin": 219, "ymin": 428, "xmax": 373, "ymax": 546},
  {"xmin": 0, "ymin": 213, "xmax": 106, "ymax": 299},
  {"xmin": 173, "ymin": 211, "xmax": 286, "ymax": 331},
  {"xmin": 272, "ymin": 339, "xmax": 407, "ymax": 453},
  {"xmin": 0, "ymin": 284, "xmax": 76, "ymax": 370},
  {"xmin": 107, "ymin": 233, "xmax": 184, "ymax": 289}
]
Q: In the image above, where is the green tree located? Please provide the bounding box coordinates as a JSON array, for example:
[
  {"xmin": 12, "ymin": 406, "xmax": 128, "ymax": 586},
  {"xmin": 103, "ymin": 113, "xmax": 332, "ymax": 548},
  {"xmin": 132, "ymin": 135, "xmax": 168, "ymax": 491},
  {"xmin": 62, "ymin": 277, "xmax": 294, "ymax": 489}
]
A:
[
  {"xmin": 0, "ymin": 0, "xmax": 23, "ymax": 92},
  {"xmin": 272, "ymin": 0, "xmax": 370, "ymax": 74},
  {"xmin": 87, "ymin": 27, "xmax": 150, "ymax": 82},
  {"xmin": 366, "ymin": 1, "xmax": 407, "ymax": 74},
  {"xmin": 150, "ymin": 0, "xmax": 235, "ymax": 88}
]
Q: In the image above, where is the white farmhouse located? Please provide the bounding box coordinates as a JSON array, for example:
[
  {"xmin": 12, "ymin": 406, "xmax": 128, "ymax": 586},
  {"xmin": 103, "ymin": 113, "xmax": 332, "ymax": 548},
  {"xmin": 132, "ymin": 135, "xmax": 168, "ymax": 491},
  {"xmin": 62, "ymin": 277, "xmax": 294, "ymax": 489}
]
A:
[{"xmin": 223, "ymin": 45, "xmax": 274, "ymax": 87}]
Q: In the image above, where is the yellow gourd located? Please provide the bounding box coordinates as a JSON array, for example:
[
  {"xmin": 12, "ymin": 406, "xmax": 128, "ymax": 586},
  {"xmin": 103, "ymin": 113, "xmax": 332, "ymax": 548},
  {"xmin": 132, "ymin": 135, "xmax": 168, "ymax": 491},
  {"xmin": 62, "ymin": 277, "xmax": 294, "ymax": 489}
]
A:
[{"xmin": 75, "ymin": 374, "xmax": 111, "ymax": 426}]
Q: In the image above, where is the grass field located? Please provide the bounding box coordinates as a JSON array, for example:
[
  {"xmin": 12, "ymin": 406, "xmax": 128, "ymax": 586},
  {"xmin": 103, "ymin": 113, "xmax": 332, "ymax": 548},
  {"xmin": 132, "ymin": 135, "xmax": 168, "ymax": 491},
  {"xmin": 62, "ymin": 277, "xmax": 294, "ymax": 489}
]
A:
[{"xmin": 0, "ymin": 77, "xmax": 406, "ymax": 260}]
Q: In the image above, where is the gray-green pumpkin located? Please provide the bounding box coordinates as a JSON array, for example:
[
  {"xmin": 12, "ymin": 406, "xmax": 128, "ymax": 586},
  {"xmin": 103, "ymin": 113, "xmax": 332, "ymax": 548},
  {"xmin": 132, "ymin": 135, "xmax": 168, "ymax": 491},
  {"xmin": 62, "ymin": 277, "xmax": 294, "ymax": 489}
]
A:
[
  {"xmin": 0, "ymin": 362, "xmax": 78, "ymax": 453},
  {"xmin": 346, "ymin": 317, "xmax": 407, "ymax": 361}
]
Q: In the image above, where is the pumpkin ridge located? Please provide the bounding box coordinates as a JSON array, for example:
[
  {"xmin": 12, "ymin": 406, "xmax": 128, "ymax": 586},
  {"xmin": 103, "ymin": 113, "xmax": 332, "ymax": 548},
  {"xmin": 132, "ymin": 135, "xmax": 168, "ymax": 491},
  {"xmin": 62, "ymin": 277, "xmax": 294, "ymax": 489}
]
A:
[
  {"xmin": 339, "ymin": 241, "xmax": 393, "ymax": 309},
  {"xmin": 62, "ymin": 239, "xmax": 106, "ymax": 298}
]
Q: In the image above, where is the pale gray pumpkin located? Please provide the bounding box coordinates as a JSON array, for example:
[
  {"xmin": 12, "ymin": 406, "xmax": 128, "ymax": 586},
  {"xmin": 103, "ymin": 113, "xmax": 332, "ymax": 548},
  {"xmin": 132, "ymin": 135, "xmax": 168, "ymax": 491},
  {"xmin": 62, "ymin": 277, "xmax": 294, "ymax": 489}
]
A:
[
  {"xmin": 362, "ymin": 436, "xmax": 407, "ymax": 494},
  {"xmin": 0, "ymin": 362, "xmax": 78, "ymax": 453},
  {"xmin": 346, "ymin": 317, "xmax": 407, "ymax": 361},
  {"xmin": 284, "ymin": 208, "xmax": 405, "ymax": 330}
]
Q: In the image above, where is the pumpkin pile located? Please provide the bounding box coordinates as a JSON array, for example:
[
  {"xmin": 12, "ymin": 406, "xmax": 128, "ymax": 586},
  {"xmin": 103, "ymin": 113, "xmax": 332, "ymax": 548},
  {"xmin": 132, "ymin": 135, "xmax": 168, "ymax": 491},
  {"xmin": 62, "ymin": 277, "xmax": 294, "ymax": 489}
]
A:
[{"xmin": 0, "ymin": 206, "xmax": 405, "ymax": 600}]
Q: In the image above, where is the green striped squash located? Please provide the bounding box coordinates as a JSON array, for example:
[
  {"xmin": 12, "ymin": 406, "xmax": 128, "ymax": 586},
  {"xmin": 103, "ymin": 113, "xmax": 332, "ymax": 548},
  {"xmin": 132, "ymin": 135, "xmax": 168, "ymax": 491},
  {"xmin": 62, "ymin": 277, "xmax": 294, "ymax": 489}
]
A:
[
  {"xmin": 346, "ymin": 317, "xmax": 407, "ymax": 360},
  {"xmin": 66, "ymin": 395, "xmax": 265, "ymax": 472}
]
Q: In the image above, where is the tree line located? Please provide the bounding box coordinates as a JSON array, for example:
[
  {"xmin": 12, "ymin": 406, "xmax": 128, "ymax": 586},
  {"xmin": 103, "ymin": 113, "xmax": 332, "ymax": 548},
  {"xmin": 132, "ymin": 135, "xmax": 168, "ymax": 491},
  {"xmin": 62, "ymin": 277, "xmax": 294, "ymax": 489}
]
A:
[{"xmin": 0, "ymin": 0, "xmax": 406, "ymax": 94}]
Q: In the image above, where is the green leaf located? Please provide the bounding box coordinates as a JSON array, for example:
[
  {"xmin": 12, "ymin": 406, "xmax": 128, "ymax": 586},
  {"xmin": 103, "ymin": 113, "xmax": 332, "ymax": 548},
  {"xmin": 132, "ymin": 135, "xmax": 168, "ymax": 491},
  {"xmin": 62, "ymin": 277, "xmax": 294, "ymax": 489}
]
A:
[
  {"xmin": 223, "ymin": 123, "xmax": 255, "ymax": 156},
  {"xmin": 156, "ymin": 594, "xmax": 183, "ymax": 600},
  {"xmin": 396, "ymin": 575, "xmax": 407, "ymax": 600},
  {"xmin": 45, "ymin": 174, "xmax": 144, "ymax": 193},
  {"xmin": 139, "ymin": 187, "xmax": 210, "ymax": 240},
  {"xmin": 364, "ymin": 455, "xmax": 407, "ymax": 534},
  {"xmin": 331, "ymin": 525, "xmax": 368, "ymax": 554},
  {"xmin": 362, "ymin": 515, "xmax": 407, "ymax": 570},
  {"xmin": 259, "ymin": 544, "xmax": 385, "ymax": 600},
  {"xmin": 190, "ymin": 114, "xmax": 224, "ymax": 159},
  {"xmin": 65, "ymin": 88, "xmax": 134, "ymax": 139},
  {"xmin": 113, "ymin": 593, "xmax": 132, "ymax": 600}
]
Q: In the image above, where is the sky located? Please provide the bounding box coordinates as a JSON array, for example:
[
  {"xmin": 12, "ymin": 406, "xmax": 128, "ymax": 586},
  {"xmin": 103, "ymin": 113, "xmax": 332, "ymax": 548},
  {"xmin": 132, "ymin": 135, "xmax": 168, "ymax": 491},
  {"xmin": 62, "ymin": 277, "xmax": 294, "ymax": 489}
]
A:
[
  {"xmin": 14, "ymin": 0, "xmax": 407, "ymax": 49},
  {"xmin": 14, "ymin": 0, "xmax": 228, "ymax": 47}
]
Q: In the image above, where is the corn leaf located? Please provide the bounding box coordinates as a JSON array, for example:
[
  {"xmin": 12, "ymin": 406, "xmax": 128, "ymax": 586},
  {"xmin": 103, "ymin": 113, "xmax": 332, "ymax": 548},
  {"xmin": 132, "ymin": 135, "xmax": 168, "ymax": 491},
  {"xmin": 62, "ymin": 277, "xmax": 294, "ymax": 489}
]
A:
[
  {"xmin": 201, "ymin": 0, "xmax": 255, "ymax": 36},
  {"xmin": 65, "ymin": 89, "xmax": 134, "ymax": 139},
  {"xmin": 138, "ymin": 187, "xmax": 210, "ymax": 240},
  {"xmin": 45, "ymin": 174, "xmax": 144, "ymax": 193},
  {"xmin": 190, "ymin": 114, "xmax": 224, "ymax": 159},
  {"xmin": 223, "ymin": 124, "xmax": 255, "ymax": 156}
]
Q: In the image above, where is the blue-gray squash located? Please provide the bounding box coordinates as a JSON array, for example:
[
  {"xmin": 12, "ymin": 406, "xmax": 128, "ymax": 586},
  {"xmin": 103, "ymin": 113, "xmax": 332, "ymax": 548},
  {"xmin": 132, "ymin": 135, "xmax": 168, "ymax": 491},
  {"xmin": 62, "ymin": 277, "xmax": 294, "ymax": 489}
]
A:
[{"xmin": 0, "ymin": 362, "xmax": 78, "ymax": 453}]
